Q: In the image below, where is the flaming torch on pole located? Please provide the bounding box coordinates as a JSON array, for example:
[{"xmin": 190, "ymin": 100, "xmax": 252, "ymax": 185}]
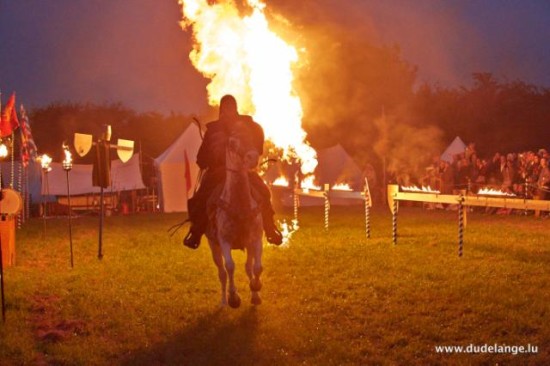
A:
[
  {"xmin": 0, "ymin": 140, "xmax": 8, "ymax": 322},
  {"xmin": 39, "ymin": 154, "xmax": 52, "ymax": 240},
  {"xmin": 62, "ymin": 143, "xmax": 74, "ymax": 268}
]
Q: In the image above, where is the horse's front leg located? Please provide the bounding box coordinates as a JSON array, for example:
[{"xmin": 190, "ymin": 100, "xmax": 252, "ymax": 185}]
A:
[
  {"xmin": 220, "ymin": 242, "xmax": 241, "ymax": 308},
  {"xmin": 209, "ymin": 241, "xmax": 227, "ymax": 306},
  {"xmin": 248, "ymin": 238, "xmax": 263, "ymax": 305}
]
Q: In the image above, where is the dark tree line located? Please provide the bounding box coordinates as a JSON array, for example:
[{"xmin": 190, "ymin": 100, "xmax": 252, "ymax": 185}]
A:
[
  {"xmin": 29, "ymin": 102, "xmax": 193, "ymax": 162},
  {"xmin": 27, "ymin": 103, "xmax": 198, "ymax": 186},
  {"xmin": 412, "ymin": 73, "xmax": 550, "ymax": 157},
  {"xmin": 25, "ymin": 70, "xmax": 549, "ymax": 182}
]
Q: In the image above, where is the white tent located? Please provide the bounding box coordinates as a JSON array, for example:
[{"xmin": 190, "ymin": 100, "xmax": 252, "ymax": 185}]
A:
[
  {"xmin": 315, "ymin": 144, "xmax": 363, "ymax": 190},
  {"xmin": 154, "ymin": 124, "xmax": 202, "ymax": 212},
  {"xmin": 0, "ymin": 160, "xmax": 42, "ymax": 203},
  {"xmin": 441, "ymin": 136, "xmax": 466, "ymax": 163},
  {"xmin": 43, "ymin": 153, "xmax": 146, "ymax": 195}
]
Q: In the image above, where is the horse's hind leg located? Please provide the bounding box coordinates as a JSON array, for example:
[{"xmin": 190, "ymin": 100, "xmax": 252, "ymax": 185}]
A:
[{"xmin": 210, "ymin": 242, "xmax": 227, "ymax": 306}]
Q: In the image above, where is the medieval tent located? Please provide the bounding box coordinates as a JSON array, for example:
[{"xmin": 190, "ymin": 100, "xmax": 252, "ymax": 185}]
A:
[
  {"xmin": 154, "ymin": 123, "xmax": 202, "ymax": 212},
  {"xmin": 0, "ymin": 160, "xmax": 42, "ymax": 203},
  {"xmin": 43, "ymin": 153, "xmax": 146, "ymax": 196},
  {"xmin": 441, "ymin": 136, "xmax": 466, "ymax": 163},
  {"xmin": 315, "ymin": 144, "xmax": 363, "ymax": 190}
]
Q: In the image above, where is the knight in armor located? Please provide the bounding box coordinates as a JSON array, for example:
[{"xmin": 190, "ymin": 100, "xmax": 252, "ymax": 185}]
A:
[{"xmin": 184, "ymin": 95, "xmax": 283, "ymax": 249}]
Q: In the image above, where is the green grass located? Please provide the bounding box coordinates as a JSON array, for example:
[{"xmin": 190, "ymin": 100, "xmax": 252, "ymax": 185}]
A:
[{"xmin": 0, "ymin": 205, "xmax": 549, "ymax": 365}]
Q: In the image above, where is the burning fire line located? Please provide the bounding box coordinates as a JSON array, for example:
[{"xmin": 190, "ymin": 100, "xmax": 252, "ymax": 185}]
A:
[
  {"xmin": 272, "ymin": 176, "xmax": 289, "ymax": 187},
  {"xmin": 300, "ymin": 175, "xmax": 321, "ymax": 191},
  {"xmin": 401, "ymin": 185, "xmax": 440, "ymax": 194},
  {"xmin": 331, "ymin": 183, "xmax": 353, "ymax": 191},
  {"xmin": 179, "ymin": 0, "xmax": 317, "ymax": 174},
  {"xmin": 477, "ymin": 187, "xmax": 516, "ymax": 197}
]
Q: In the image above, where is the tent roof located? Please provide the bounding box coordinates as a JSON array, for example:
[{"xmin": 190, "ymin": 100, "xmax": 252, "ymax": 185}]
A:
[
  {"xmin": 441, "ymin": 136, "xmax": 466, "ymax": 162},
  {"xmin": 315, "ymin": 144, "xmax": 363, "ymax": 189},
  {"xmin": 155, "ymin": 123, "xmax": 202, "ymax": 165}
]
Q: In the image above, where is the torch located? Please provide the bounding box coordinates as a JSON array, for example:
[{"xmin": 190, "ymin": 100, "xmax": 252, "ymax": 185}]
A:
[
  {"xmin": 39, "ymin": 154, "xmax": 52, "ymax": 240},
  {"xmin": 0, "ymin": 142, "xmax": 7, "ymax": 187},
  {"xmin": 62, "ymin": 144, "xmax": 74, "ymax": 268},
  {"xmin": 0, "ymin": 141, "xmax": 7, "ymax": 322}
]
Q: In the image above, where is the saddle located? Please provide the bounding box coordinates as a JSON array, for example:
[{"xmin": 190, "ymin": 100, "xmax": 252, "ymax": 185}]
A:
[{"xmin": 206, "ymin": 179, "xmax": 263, "ymax": 250}]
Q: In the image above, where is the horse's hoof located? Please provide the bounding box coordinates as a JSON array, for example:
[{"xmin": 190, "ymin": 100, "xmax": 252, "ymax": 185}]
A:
[
  {"xmin": 251, "ymin": 293, "xmax": 262, "ymax": 306},
  {"xmin": 249, "ymin": 279, "xmax": 262, "ymax": 292},
  {"xmin": 228, "ymin": 292, "xmax": 241, "ymax": 309}
]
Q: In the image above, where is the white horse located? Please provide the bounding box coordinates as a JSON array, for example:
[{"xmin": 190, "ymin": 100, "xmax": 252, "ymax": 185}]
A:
[{"xmin": 206, "ymin": 121, "xmax": 264, "ymax": 308}]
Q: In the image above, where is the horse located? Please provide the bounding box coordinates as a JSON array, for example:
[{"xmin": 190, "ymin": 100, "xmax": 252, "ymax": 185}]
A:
[{"xmin": 205, "ymin": 120, "xmax": 264, "ymax": 308}]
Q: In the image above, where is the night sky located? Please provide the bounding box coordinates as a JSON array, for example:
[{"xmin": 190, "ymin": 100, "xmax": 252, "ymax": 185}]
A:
[{"xmin": 1, "ymin": 0, "xmax": 549, "ymax": 114}]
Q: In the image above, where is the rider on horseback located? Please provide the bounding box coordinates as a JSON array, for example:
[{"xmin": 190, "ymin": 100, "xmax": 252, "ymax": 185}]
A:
[{"xmin": 184, "ymin": 95, "xmax": 283, "ymax": 249}]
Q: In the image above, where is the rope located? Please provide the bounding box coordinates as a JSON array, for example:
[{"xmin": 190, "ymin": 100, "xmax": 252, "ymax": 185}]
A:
[
  {"xmin": 167, "ymin": 219, "xmax": 189, "ymax": 237},
  {"xmin": 192, "ymin": 117, "xmax": 204, "ymax": 140}
]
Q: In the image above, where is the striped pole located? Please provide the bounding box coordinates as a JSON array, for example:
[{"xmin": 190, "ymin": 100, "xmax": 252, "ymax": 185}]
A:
[
  {"xmin": 392, "ymin": 200, "xmax": 398, "ymax": 245},
  {"xmin": 458, "ymin": 198, "xmax": 464, "ymax": 257},
  {"xmin": 324, "ymin": 189, "xmax": 330, "ymax": 231},
  {"xmin": 364, "ymin": 195, "xmax": 371, "ymax": 239},
  {"xmin": 17, "ymin": 161, "xmax": 22, "ymax": 228}
]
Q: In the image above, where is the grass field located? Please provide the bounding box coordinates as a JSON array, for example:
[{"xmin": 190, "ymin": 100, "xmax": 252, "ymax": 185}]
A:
[{"xmin": 0, "ymin": 205, "xmax": 549, "ymax": 365}]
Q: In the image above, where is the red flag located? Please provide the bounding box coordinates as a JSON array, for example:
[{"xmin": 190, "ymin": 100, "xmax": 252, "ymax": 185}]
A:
[
  {"xmin": 184, "ymin": 150, "xmax": 192, "ymax": 194},
  {"xmin": 1, "ymin": 93, "xmax": 20, "ymax": 137}
]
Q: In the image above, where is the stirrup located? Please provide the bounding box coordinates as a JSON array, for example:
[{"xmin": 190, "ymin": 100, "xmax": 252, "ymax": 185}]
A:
[{"xmin": 183, "ymin": 230, "xmax": 201, "ymax": 249}]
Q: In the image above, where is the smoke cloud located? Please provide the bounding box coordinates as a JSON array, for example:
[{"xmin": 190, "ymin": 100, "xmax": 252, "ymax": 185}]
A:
[{"xmin": 266, "ymin": 0, "xmax": 445, "ymax": 174}]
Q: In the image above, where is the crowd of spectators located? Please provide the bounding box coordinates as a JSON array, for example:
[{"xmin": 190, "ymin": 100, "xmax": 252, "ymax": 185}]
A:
[
  {"xmin": 424, "ymin": 143, "xmax": 549, "ymax": 198},
  {"xmin": 412, "ymin": 143, "xmax": 550, "ymax": 215}
]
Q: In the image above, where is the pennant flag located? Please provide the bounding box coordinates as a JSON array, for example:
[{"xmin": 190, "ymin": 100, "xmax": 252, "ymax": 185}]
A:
[
  {"xmin": 19, "ymin": 105, "xmax": 38, "ymax": 167},
  {"xmin": 184, "ymin": 149, "xmax": 192, "ymax": 195},
  {"xmin": 1, "ymin": 93, "xmax": 20, "ymax": 137}
]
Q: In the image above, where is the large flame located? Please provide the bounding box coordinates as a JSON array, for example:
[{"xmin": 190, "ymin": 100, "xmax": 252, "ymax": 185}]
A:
[{"xmin": 179, "ymin": 0, "xmax": 317, "ymax": 174}]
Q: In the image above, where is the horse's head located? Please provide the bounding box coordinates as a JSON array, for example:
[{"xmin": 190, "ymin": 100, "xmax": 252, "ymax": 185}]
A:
[{"xmin": 226, "ymin": 120, "xmax": 260, "ymax": 171}]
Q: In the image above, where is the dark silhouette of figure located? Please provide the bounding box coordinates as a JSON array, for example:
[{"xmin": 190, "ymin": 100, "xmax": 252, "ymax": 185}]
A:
[{"xmin": 184, "ymin": 95, "xmax": 282, "ymax": 249}]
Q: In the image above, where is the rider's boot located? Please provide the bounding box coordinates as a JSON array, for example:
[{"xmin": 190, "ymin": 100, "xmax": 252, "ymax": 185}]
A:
[
  {"xmin": 262, "ymin": 209, "xmax": 283, "ymax": 245},
  {"xmin": 183, "ymin": 224, "xmax": 202, "ymax": 249}
]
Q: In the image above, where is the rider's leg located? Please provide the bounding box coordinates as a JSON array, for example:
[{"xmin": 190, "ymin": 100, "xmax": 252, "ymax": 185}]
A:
[
  {"xmin": 184, "ymin": 170, "xmax": 223, "ymax": 248},
  {"xmin": 249, "ymin": 173, "xmax": 283, "ymax": 245}
]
